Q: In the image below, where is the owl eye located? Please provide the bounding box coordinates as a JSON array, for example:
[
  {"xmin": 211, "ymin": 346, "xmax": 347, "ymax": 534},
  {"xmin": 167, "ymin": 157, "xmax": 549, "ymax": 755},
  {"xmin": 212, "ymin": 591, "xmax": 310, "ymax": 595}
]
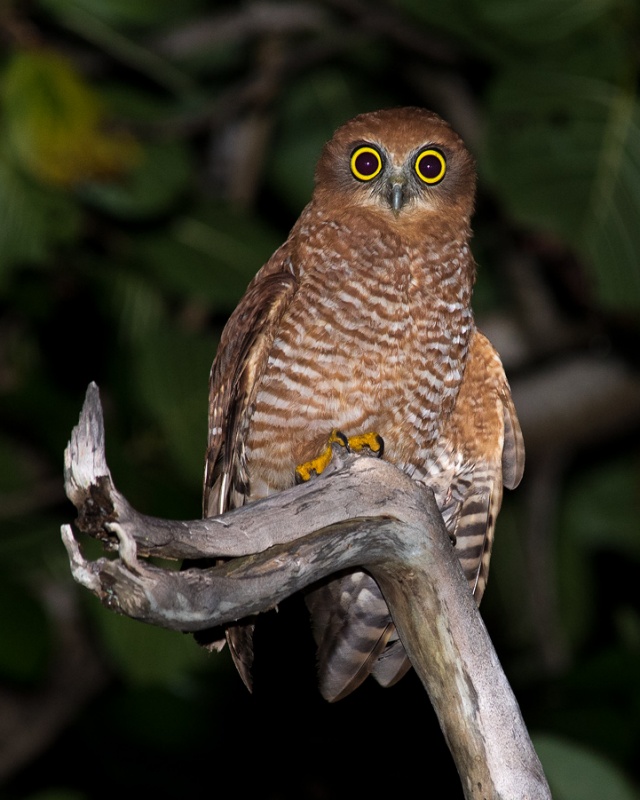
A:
[
  {"xmin": 415, "ymin": 148, "xmax": 447, "ymax": 184},
  {"xmin": 350, "ymin": 146, "xmax": 383, "ymax": 181}
]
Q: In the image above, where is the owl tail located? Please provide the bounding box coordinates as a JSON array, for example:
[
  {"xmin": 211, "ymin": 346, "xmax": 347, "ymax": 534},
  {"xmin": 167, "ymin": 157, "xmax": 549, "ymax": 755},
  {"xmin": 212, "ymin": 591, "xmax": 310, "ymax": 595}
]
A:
[
  {"xmin": 225, "ymin": 623, "xmax": 255, "ymax": 691},
  {"xmin": 305, "ymin": 569, "xmax": 408, "ymax": 702},
  {"xmin": 193, "ymin": 620, "xmax": 255, "ymax": 692}
]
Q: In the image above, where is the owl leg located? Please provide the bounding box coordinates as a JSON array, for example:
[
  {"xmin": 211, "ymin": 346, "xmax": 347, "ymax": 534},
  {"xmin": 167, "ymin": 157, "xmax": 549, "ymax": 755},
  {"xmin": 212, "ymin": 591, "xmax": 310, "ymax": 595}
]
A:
[{"xmin": 295, "ymin": 429, "xmax": 384, "ymax": 483}]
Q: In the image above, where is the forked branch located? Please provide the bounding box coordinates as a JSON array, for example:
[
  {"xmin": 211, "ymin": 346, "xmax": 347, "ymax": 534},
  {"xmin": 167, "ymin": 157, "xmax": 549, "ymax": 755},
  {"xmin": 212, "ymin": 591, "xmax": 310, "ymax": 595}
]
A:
[{"xmin": 62, "ymin": 382, "xmax": 550, "ymax": 800}]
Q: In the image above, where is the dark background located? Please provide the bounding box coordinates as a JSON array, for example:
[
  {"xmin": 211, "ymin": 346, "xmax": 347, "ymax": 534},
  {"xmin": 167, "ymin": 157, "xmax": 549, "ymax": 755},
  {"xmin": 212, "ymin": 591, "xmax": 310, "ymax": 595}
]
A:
[{"xmin": 1, "ymin": 1, "xmax": 639, "ymax": 798}]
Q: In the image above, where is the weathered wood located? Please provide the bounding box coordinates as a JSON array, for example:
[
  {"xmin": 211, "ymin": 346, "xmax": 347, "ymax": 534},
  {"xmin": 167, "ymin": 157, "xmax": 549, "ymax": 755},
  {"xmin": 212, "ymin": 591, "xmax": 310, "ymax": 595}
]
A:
[{"xmin": 62, "ymin": 382, "xmax": 551, "ymax": 800}]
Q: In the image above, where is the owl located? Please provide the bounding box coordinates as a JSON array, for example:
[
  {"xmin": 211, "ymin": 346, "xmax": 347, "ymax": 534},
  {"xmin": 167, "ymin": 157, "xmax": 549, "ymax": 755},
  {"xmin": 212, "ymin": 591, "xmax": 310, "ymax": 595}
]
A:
[{"xmin": 202, "ymin": 107, "xmax": 524, "ymax": 702}]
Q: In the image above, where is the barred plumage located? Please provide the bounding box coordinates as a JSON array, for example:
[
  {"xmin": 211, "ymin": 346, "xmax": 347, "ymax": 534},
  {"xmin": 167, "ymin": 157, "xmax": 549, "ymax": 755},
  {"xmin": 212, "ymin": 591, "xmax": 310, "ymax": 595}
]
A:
[{"xmin": 202, "ymin": 108, "xmax": 524, "ymax": 700}]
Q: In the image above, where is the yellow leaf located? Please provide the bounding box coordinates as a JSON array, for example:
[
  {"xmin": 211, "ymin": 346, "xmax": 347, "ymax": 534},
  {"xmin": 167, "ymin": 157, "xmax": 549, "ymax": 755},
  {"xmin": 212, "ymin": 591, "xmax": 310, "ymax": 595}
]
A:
[{"xmin": 1, "ymin": 49, "xmax": 140, "ymax": 186}]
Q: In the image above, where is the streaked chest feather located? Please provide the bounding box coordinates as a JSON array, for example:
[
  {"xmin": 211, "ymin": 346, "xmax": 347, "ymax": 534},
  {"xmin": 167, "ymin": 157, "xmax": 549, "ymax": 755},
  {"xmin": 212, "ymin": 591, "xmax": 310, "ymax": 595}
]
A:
[{"xmin": 243, "ymin": 219, "xmax": 473, "ymax": 496}]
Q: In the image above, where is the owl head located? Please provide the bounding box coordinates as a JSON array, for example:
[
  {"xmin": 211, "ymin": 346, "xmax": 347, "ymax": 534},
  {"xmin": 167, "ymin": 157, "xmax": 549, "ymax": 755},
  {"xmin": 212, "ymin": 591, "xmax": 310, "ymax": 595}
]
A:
[{"xmin": 314, "ymin": 107, "xmax": 476, "ymax": 223}]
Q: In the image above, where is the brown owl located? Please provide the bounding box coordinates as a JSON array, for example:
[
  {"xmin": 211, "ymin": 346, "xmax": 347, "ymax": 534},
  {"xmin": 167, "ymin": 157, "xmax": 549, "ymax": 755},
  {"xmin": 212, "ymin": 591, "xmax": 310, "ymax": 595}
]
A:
[{"xmin": 202, "ymin": 107, "xmax": 524, "ymax": 701}]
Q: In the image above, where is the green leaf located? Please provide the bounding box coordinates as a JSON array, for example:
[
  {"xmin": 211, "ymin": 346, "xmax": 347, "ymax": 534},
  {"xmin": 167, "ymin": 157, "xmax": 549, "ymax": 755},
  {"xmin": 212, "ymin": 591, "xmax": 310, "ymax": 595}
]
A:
[
  {"xmin": 562, "ymin": 455, "xmax": 640, "ymax": 557},
  {"xmin": 96, "ymin": 262, "xmax": 166, "ymax": 344},
  {"xmin": 393, "ymin": 0, "xmax": 621, "ymax": 64},
  {"xmin": 80, "ymin": 141, "xmax": 192, "ymax": 218},
  {"xmin": 1, "ymin": 49, "xmax": 139, "ymax": 186},
  {"xmin": 532, "ymin": 734, "xmax": 640, "ymax": 800},
  {"xmin": 90, "ymin": 604, "xmax": 211, "ymax": 687},
  {"xmin": 134, "ymin": 205, "xmax": 281, "ymax": 312},
  {"xmin": 269, "ymin": 68, "xmax": 393, "ymax": 211},
  {"xmin": 468, "ymin": 0, "xmax": 615, "ymax": 45},
  {"xmin": 559, "ymin": 648, "xmax": 640, "ymax": 760},
  {"xmin": 0, "ymin": 579, "xmax": 50, "ymax": 683},
  {"xmin": 0, "ymin": 157, "xmax": 79, "ymax": 284},
  {"xmin": 556, "ymin": 522, "xmax": 596, "ymax": 649},
  {"xmin": 485, "ymin": 69, "xmax": 640, "ymax": 311},
  {"xmin": 101, "ymin": 685, "xmax": 210, "ymax": 750},
  {"xmin": 131, "ymin": 325, "xmax": 214, "ymax": 485},
  {"xmin": 39, "ymin": 0, "xmax": 207, "ymax": 29}
]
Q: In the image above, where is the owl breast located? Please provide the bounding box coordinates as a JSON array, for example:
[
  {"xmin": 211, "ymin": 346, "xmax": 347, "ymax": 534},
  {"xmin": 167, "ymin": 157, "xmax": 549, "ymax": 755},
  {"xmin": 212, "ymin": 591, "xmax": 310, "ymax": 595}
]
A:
[{"xmin": 244, "ymin": 214, "xmax": 474, "ymax": 499}]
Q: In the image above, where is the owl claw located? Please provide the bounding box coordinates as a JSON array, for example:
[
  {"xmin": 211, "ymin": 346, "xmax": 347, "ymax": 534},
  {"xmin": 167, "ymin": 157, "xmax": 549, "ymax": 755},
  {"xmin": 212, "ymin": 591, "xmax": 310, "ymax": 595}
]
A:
[
  {"xmin": 346, "ymin": 431, "xmax": 385, "ymax": 458},
  {"xmin": 295, "ymin": 429, "xmax": 384, "ymax": 483}
]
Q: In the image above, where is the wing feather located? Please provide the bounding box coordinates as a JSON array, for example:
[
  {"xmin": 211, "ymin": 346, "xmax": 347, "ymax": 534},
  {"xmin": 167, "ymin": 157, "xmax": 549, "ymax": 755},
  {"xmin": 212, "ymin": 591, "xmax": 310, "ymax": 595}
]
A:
[
  {"xmin": 204, "ymin": 252, "xmax": 298, "ymax": 517},
  {"xmin": 501, "ymin": 387, "xmax": 525, "ymax": 490},
  {"xmin": 448, "ymin": 329, "xmax": 524, "ymax": 602},
  {"xmin": 198, "ymin": 250, "xmax": 298, "ymax": 688}
]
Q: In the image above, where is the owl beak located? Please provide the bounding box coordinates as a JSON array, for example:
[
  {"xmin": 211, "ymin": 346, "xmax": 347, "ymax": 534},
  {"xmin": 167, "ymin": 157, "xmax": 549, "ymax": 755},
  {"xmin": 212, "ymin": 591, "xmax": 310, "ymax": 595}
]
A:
[{"xmin": 388, "ymin": 178, "xmax": 406, "ymax": 214}]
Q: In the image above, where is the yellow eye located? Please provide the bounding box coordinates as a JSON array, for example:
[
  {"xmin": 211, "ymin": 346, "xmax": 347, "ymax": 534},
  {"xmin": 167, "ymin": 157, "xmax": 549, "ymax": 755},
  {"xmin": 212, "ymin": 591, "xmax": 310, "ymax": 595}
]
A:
[
  {"xmin": 350, "ymin": 146, "xmax": 383, "ymax": 181},
  {"xmin": 415, "ymin": 148, "xmax": 446, "ymax": 184}
]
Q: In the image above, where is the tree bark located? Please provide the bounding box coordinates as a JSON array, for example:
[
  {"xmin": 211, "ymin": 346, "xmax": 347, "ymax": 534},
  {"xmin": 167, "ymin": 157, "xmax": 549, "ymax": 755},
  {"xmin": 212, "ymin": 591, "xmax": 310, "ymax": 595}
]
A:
[{"xmin": 62, "ymin": 382, "xmax": 551, "ymax": 800}]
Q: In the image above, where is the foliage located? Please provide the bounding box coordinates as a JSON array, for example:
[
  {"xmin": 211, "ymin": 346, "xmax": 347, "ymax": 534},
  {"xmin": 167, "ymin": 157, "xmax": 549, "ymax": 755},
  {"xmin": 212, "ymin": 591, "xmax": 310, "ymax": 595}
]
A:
[{"xmin": 0, "ymin": 0, "xmax": 638, "ymax": 797}]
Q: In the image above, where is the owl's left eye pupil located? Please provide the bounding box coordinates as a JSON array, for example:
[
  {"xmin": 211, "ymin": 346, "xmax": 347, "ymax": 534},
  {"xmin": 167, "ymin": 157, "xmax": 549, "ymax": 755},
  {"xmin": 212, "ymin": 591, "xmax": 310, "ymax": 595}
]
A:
[
  {"xmin": 350, "ymin": 146, "xmax": 383, "ymax": 181},
  {"xmin": 355, "ymin": 152, "xmax": 377, "ymax": 175}
]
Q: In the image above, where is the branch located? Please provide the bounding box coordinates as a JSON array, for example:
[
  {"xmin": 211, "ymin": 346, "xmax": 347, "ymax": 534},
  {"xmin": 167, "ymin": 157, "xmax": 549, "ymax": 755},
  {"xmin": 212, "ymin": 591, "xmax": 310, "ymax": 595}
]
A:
[{"xmin": 62, "ymin": 383, "xmax": 551, "ymax": 800}]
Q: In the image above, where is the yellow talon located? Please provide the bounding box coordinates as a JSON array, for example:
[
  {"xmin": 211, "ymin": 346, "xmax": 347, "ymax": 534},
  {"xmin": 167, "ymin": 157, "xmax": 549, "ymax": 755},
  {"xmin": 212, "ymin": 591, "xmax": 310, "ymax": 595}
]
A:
[
  {"xmin": 346, "ymin": 431, "xmax": 384, "ymax": 455},
  {"xmin": 295, "ymin": 429, "xmax": 345, "ymax": 482},
  {"xmin": 295, "ymin": 445, "xmax": 333, "ymax": 482},
  {"xmin": 295, "ymin": 429, "xmax": 384, "ymax": 483},
  {"xmin": 327, "ymin": 429, "xmax": 349, "ymax": 448}
]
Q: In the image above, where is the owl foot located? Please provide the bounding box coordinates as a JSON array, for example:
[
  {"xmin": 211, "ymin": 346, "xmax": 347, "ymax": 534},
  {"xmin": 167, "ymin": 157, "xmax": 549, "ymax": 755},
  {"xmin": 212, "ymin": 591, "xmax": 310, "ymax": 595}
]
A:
[{"xmin": 295, "ymin": 429, "xmax": 384, "ymax": 483}]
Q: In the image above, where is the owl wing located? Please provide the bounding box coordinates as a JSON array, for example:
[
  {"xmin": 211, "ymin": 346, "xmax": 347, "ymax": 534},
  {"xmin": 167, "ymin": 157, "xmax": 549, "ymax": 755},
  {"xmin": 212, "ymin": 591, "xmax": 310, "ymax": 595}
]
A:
[
  {"xmin": 443, "ymin": 328, "xmax": 525, "ymax": 600},
  {"xmin": 204, "ymin": 249, "xmax": 298, "ymax": 517},
  {"xmin": 307, "ymin": 328, "xmax": 524, "ymax": 701},
  {"xmin": 200, "ymin": 247, "xmax": 298, "ymax": 688}
]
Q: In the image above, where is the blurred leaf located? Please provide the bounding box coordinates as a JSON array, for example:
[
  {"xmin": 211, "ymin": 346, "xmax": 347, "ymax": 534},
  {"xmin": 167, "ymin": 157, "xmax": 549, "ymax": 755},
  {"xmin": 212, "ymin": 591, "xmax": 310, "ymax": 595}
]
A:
[
  {"xmin": 96, "ymin": 263, "xmax": 165, "ymax": 344},
  {"xmin": 1, "ymin": 49, "xmax": 139, "ymax": 186},
  {"xmin": 132, "ymin": 325, "xmax": 214, "ymax": 485},
  {"xmin": 269, "ymin": 68, "xmax": 391, "ymax": 211},
  {"xmin": 103, "ymin": 83, "xmax": 203, "ymax": 124},
  {"xmin": 485, "ymin": 69, "xmax": 640, "ymax": 311},
  {"xmin": 616, "ymin": 606, "xmax": 640, "ymax": 651},
  {"xmin": 390, "ymin": 0, "xmax": 485, "ymax": 49},
  {"xmin": 135, "ymin": 205, "xmax": 281, "ymax": 311},
  {"xmin": 395, "ymin": 0, "xmax": 622, "ymax": 65},
  {"xmin": 557, "ymin": 457, "xmax": 640, "ymax": 645},
  {"xmin": 91, "ymin": 607, "xmax": 210, "ymax": 687},
  {"xmin": 556, "ymin": 526, "xmax": 596, "ymax": 649},
  {"xmin": 42, "ymin": 1, "xmax": 201, "ymax": 97},
  {"xmin": 469, "ymin": 0, "xmax": 615, "ymax": 45},
  {"xmin": 555, "ymin": 457, "xmax": 639, "ymax": 648},
  {"xmin": 102, "ymin": 685, "xmax": 210, "ymax": 750},
  {"xmin": 0, "ymin": 514, "xmax": 69, "ymax": 576},
  {"xmin": 0, "ymin": 157, "xmax": 79, "ymax": 283},
  {"xmin": 0, "ymin": 579, "xmax": 50, "ymax": 683},
  {"xmin": 533, "ymin": 734, "xmax": 640, "ymax": 800},
  {"xmin": 0, "ymin": 434, "xmax": 30, "ymax": 493},
  {"xmin": 81, "ymin": 141, "xmax": 192, "ymax": 218},
  {"xmin": 563, "ymin": 455, "xmax": 640, "ymax": 557},
  {"xmin": 39, "ymin": 0, "xmax": 206, "ymax": 29},
  {"xmin": 559, "ymin": 648, "xmax": 640, "ymax": 760},
  {"xmin": 1, "ymin": 374, "xmax": 87, "ymax": 459}
]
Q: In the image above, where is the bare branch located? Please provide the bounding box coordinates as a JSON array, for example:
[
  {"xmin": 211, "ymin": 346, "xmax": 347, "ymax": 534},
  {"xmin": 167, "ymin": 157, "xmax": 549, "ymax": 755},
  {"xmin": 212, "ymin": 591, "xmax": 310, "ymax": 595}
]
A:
[{"xmin": 62, "ymin": 383, "xmax": 551, "ymax": 800}]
